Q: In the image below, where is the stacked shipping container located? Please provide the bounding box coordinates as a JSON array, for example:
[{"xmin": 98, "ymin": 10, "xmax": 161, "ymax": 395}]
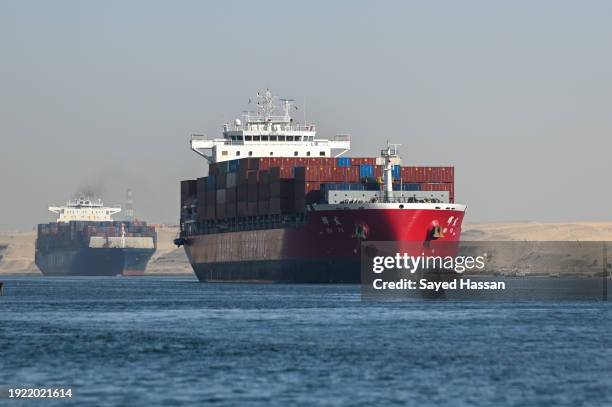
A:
[{"xmin": 179, "ymin": 157, "xmax": 455, "ymax": 222}]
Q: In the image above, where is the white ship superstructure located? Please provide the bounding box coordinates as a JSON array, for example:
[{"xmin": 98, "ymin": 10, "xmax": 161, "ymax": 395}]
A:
[
  {"xmin": 48, "ymin": 198, "xmax": 121, "ymax": 223},
  {"xmin": 190, "ymin": 89, "xmax": 351, "ymax": 163}
]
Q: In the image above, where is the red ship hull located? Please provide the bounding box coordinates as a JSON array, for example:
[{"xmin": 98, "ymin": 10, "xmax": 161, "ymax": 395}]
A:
[{"xmin": 183, "ymin": 205, "xmax": 465, "ymax": 283}]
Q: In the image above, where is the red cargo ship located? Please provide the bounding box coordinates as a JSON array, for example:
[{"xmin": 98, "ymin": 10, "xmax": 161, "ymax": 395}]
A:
[{"xmin": 176, "ymin": 90, "xmax": 466, "ymax": 282}]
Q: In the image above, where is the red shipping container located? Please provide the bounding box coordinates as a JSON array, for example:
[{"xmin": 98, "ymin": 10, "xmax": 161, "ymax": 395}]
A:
[
  {"xmin": 258, "ymin": 158, "xmax": 269, "ymax": 171},
  {"xmin": 341, "ymin": 166, "xmax": 359, "ymax": 182},
  {"xmin": 318, "ymin": 166, "xmax": 333, "ymax": 181},
  {"xmin": 300, "ymin": 165, "xmax": 319, "ymax": 181},
  {"xmin": 401, "ymin": 167, "xmax": 454, "ymax": 183},
  {"xmin": 280, "ymin": 166, "xmax": 293, "ymax": 178},
  {"xmin": 420, "ymin": 182, "xmax": 454, "ymax": 200},
  {"xmin": 351, "ymin": 157, "xmax": 377, "ymax": 166},
  {"xmin": 258, "ymin": 157, "xmax": 280, "ymax": 171},
  {"xmin": 292, "ymin": 157, "xmax": 309, "ymax": 167}
]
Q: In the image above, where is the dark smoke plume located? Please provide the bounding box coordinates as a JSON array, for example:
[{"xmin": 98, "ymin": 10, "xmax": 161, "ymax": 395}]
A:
[{"xmin": 74, "ymin": 179, "xmax": 106, "ymax": 200}]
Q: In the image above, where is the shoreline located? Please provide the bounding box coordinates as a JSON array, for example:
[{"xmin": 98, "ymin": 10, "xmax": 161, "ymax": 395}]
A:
[{"xmin": 3, "ymin": 222, "xmax": 612, "ymax": 276}]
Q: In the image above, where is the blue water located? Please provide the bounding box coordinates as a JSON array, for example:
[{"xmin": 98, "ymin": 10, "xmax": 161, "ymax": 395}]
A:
[{"xmin": 1, "ymin": 276, "xmax": 612, "ymax": 406}]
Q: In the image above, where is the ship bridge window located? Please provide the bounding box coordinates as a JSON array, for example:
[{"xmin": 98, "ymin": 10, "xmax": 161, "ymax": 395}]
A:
[
  {"xmin": 222, "ymin": 151, "xmax": 228, "ymax": 156},
  {"xmin": 269, "ymin": 152, "xmax": 273, "ymax": 156},
  {"xmin": 294, "ymin": 151, "xmax": 298, "ymax": 156},
  {"xmin": 262, "ymin": 136, "xmax": 268, "ymax": 141},
  {"xmin": 295, "ymin": 136, "xmax": 302, "ymax": 142},
  {"xmin": 249, "ymin": 151, "xmax": 253, "ymax": 156},
  {"xmin": 245, "ymin": 136, "xmax": 252, "ymax": 141},
  {"xmin": 237, "ymin": 135, "xmax": 243, "ymax": 141},
  {"xmin": 270, "ymin": 135, "xmax": 277, "ymax": 141},
  {"xmin": 278, "ymin": 136, "xmax": 285, "ymax": 141},
  {"xmin": 287, "ymin": 136, "xmax": 294, "ymax": 141},
  {"xmin": 307, "ymin": 151, "xmax": 311, "ymax": 156},
  {"xmin": 253, "ymin": 136, "xmax": 260, "ymax": 141},
  {"xmin": 236, "ymin": 151, "xmax": 241, "ymax": 156},
  {"xmin": 319, "ymin": 151, "xmax": 326, "ymax": 156}
]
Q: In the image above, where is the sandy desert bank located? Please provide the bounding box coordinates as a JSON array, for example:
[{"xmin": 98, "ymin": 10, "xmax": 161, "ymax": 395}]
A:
[{"xmin": 2, "ymin": 222, "xmax": 612, "ymax": 275}]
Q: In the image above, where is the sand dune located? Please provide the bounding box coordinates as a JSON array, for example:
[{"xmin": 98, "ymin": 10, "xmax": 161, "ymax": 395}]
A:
[
  {"xmin": 146, "ymin": 226, "xmax": 192, "ymax": 274},
  {"xmin": 0, "ymin": 226, "xmax": 189, "ymax": 275},
  {"xmin": 0, "ymin": 230, "xmax": 38, "ymax": 274},
  {"xmin": 462, "ymin": 222, "xmax": 612, "ymax": 242}
]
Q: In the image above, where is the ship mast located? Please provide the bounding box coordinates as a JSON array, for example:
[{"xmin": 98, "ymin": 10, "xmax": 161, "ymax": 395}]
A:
[
  {"xmin": 380, "ymin": 143, "xmax": 401, "ymax": 203},
  {"xmin": 124, "ymin": 189, "xmax": 135, "ymax": 222}
]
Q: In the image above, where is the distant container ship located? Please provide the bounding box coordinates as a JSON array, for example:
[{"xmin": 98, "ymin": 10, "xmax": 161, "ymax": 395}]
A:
[
  {"xmin": 177, "ymin": 90, "xmax": 466, "ymax": 283},
  {"xmin": 35, "ymin": 196, "xmax": 157, "ymax": 276}
]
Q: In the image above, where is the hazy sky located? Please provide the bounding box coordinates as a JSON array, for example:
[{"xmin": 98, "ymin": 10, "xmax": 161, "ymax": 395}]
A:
[{"xmin": 1, "ymin": 1, "xmax": 611, "ymax": 229}]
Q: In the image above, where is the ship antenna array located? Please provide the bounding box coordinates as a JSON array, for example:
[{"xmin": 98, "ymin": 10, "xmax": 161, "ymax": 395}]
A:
[
  {"xmin": 279, "ymin": 98, "xmax": 295, "ymax": 121},
  {"xmin": 256, "ymin": 89, "xmax": 275, "ymax": 119}
]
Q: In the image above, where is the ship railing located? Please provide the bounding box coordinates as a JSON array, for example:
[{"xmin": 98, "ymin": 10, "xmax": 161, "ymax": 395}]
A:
[
  {"xmin": 181, "ymin": 213, "xmax": 308, "ymax": 237},
  {"xmin": 380, "ymin": 197, "xmax": 445, "ymax": 204},
  {"xmin": 208, "ymin": 139, "xmax": 346, "ymax": 146},
  {"xmin": 191, "ymin": 134, "xmax": 209, "ymax": 141},
  {"xmin": 332, "ymin": 197, "xmax": 445, "ymax": 205},
  {"xmin": 192, "ymin": 133, "xmax": 350, "ymax": 149},
  {"xmin": 225, "ymin": 123, "xmax": 317, "ymax": 132},
  {"xmin": 333, "ymin": 134, "xmax": 350, "ymax": 142}
]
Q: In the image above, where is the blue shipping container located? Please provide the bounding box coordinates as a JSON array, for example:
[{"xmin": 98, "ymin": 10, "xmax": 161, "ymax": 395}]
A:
[
  {"xmin": 336, "ymin": 157, "xmax": 351, "ymax": 167},
  {"xmin": 206, "ymin": 176, "xmax": 216, "ymax": 191},
  {"xmin": 392, "ymin": 165, "xmax": 401, "ymax": 180},
  {"xmin": 359, "ymin": 164, "xmax": 374, "ymax": 178},
  {"xmin": 393, "ymin": 183, "xmax": 421, "ymax": 191},
  {"xmin": 228, "ymin": 159, "xmax": 240, "ymax": 173}
]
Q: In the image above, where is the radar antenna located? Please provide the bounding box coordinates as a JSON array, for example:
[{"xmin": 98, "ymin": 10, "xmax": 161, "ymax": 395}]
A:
[
  {"xmin": 256, "ymin": 88, "xmax": 276, "ymax": 119},
  {"xmin": 279, "ymin": 98, "xmax": 295, "ymax": 121}
]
